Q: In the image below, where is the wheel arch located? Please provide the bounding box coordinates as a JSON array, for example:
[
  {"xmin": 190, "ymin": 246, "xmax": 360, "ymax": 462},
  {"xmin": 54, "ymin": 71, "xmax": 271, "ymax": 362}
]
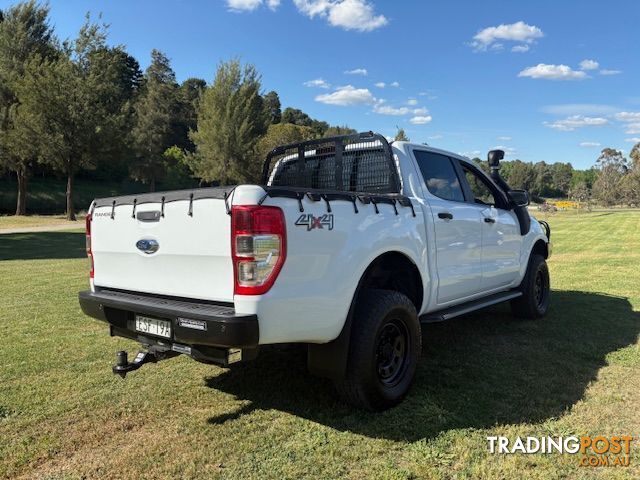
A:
[
  {"xmin": 307, "ymin": 250, "xmax": 424, "ymax": 380},
  {"xmin": 531, "ymin": 238, "xmax": 549, "ymax": 259}
]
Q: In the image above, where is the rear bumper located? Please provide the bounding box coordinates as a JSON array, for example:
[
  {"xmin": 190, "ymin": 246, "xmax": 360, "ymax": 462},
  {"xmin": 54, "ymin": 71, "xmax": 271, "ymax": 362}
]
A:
[{"xmin": 78, "ymin": 289, "xmax": 259, "ymax": 348}]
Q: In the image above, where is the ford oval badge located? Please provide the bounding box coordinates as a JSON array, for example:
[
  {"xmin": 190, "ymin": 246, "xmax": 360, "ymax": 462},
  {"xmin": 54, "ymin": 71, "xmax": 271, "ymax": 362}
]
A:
[{"xmin": 136, "ymin": 238, "xmax": 159, "ymax": 255}]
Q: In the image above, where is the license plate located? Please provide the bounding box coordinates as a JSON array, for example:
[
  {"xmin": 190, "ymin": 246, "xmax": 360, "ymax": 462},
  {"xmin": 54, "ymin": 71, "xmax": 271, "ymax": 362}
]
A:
[{"xmin": 135, "ymin": 315, "xmax": 171, "ymax": 338}]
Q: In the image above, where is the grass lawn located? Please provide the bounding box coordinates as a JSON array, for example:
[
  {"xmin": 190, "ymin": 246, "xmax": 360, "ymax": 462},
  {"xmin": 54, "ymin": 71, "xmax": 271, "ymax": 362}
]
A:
[
  {"xmin": 0, "ymin": 215, "xmax": 82, "ymax": 231},
  {"xmin": 1, "ymin": 211, "xmax": 639, "ymax": 479}
]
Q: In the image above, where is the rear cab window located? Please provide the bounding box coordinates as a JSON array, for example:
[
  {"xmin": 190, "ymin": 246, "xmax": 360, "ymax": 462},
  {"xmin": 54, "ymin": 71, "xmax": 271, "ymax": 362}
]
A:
[{"xmin": 413, "ymin": 150, "xmax": 465, "ymax": 202}]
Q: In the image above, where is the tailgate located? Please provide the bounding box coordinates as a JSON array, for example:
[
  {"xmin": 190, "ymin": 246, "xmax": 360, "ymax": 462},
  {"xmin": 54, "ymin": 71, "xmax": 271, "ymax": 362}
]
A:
[{"xmin": 91, "ymin": 189, "xmax": 233, "ymax": 302}]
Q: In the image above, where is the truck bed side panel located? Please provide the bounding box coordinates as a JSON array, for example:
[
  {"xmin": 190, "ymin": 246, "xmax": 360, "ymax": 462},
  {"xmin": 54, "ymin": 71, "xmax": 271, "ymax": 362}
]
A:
[{"xmin": 233, "ymin": 195, "xmax": 428, "ymax": 344}]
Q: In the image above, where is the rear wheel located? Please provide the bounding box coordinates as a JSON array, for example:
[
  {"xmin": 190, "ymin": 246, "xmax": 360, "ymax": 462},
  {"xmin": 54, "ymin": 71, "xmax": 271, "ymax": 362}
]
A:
[
  {"xmin": 511, "ymin": 253, "xmax": 550, "ymax": 319},
  {"xmin": 335, "ymin": 289, "xmax": 421, "ymax": 411}
]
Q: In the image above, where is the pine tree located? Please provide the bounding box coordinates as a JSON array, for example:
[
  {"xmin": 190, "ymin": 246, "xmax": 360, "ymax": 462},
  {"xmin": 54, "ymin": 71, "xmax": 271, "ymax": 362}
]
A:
[
  {"xmin": 394, "ymin": 127, "xmax": 409, "ymax": 142},
  {"xmin": 187, "ymin": 60, "xmax": 269, "ymax": 184},
  {"xmin": 263, "ymin": 90, "xmax": 281, "ymax": 124},
  {"xmin": 130, "ymin": 50, "xmax": 178, "ymax": 191}
]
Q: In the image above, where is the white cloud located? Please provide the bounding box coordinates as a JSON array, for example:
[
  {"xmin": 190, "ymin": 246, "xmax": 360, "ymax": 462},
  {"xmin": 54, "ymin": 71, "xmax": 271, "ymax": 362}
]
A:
[
  {"xmin": 614, "ymin": 112, "xmax": 640, "ymax": 134},
  {"xmin": 625, "ymin": 123, "xmax": 640, "ymax": 135},
  {"xmin": 418, "ymin": 90, "xmax": 438, "ymax": 100},
  {"xmin": 304, "ymin": 78, "xmax": 331, "ymax": 88},
  {"xmin": 373, "ymin": 104, "xmax": 410, "ymax": 115},
  {"xmin": 625, "ymin": 137, "xmax": 640, "ymax": 143},
  {"xmin": 410, "ymin": 115, "xmax": 432, "ymax": 125},
  {"xmin": 579, "ymin": 142, "xmax": 601, "ymax": 147},
  {"xmin": 471, "ymin": 21, "xmax": 543, "ymax": 51},
  {"xmin": 579, "ymin": 59, "xmax": 599, "ymax": 71},
  {"xmin": 429, "ymin": 134, "xmax": 443, "ymax": 140},
  {"xmin": 315, "ymin": 85, "xmax": 375, "ymax": 106},
  {"xmin": 497, "ymin": 136, "xmax": 512, "ymax": 141},
  {"xmin": 511, "ymin": 44, "xmax": 530, "ymax": 53},
  {"xmin": 374, "ymin": 81, "xmax": 385, "ymax": 88},
  {"xmin": 293, "ymin": 0, "xmax": 330, "ymax": 16},
  {"xmin": 227, "ymin": 0, "xmax": 263, "ymax": 11},
  {"xmin": 461, "ymin": 150, "xmax": 482, "ymax": 158},
  {"xmin": 373, "ymin": 104, "xmax": 428, "ymax": 116},
  {"xmin": 390, "ymin": 81, "xmax": 400, "ymax": 87},
  {"xmin": 267, "ymin": 0, "xmax": 281, "ymax": 9},
  {"xmin": 344, "ymin": 67, "xmax": 368, "ymax": 76},
  {"xmin": 407, "ymin": 98, "xmax": 418, "ymax": 106},
  {"xmin": 543, "ymin": 115, "xmax": 609, "ymax": 131},
  {"xmin": 614, "ymin": 112, "xmax": 640, "ymax": 122},
  {"xmin": 541, "ymin": 104, "xmax": 619, "ymax": 115},
  {"xmin": 518, "ymin": 64, "xmax": 587, "ymax": 80},
  {"xmin": 294, "ymin": 0, "xmax": 388, "ymax": 32},
  {"xmin": 600, "ymin": 69, "xmax": 621, "ymax": 76}
]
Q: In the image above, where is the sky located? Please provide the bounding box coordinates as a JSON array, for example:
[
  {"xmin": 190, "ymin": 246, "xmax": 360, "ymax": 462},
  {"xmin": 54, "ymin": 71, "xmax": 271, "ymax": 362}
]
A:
[{"xmin": 3, "ymin": 0, "xmax": 639, "ymax": 169}]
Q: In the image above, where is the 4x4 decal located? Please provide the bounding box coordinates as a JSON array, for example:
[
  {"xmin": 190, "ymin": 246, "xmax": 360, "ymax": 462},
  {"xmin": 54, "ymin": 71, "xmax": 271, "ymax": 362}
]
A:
[{"xmin": 295, "ymin": 213, "xmax": 334, "ymax": 231}]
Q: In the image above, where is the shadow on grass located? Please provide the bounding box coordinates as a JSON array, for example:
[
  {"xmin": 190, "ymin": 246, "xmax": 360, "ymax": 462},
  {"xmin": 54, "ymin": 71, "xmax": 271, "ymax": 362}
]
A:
[
  {"xmin": 0, "ymin": 231, "xmax": 85, "ymax": 260},
  {"xmin": 205, "ymin": 290, "xmax": 640, "ymax": 441}
]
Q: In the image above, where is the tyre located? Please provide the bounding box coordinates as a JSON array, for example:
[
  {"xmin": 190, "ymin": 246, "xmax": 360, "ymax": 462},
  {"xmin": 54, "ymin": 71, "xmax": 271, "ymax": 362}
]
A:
[
  {"xmin": 335, "ymin": 289, "xmax": 421, "ymax": 411},
  {"xmin": 511, "ymin": 253, "xmax": 550, "ymax": 319}
]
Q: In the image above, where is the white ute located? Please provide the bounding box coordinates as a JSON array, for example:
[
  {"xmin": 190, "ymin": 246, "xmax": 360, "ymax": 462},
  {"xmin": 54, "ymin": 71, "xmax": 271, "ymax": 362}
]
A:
[{"xmin": 79, "ymin": 132, "xmax": 551, "ymax": 410}]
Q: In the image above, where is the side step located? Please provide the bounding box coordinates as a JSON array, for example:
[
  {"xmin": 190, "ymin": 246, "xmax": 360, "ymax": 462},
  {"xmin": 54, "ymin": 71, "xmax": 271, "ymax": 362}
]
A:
[{"xmin": 420, "ymin": 290, "xmax": 522, "ymax": 324}]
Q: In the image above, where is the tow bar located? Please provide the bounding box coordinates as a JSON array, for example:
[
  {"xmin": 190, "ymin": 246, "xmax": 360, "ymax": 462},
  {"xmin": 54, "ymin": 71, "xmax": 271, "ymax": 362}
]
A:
[{"xmin": 112, "ymin": 350, "xmax": 177, "ymax": 378}]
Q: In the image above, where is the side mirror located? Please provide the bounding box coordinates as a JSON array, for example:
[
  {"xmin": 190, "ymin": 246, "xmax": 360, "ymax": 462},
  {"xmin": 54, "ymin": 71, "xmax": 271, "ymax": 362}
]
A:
[
  {"xmin": 508, "ymin": 189, "xmax": 530, "ymax": 207},
  {"xmin": 488, "ymin": 149, "xmax": 504, "ymax": 168}
]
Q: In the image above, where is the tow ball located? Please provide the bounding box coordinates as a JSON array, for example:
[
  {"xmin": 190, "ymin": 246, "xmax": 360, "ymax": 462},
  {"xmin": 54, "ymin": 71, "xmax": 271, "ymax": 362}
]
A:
[{"xmin": 112, "ymin": 350, "xmax": 163, "ymax": 378}]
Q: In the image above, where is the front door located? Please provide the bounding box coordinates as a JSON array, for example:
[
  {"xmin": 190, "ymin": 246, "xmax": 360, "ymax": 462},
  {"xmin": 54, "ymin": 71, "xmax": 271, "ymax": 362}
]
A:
[{"xmin": 460, "ymin": 162, "xmax": 522, "ymax": 291}]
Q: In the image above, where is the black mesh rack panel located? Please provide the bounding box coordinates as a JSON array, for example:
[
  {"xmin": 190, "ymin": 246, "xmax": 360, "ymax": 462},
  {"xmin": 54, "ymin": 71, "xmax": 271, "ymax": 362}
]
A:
[{"xmin": 261, "ymin": 132, "xmax": 401, "ymax": 194}]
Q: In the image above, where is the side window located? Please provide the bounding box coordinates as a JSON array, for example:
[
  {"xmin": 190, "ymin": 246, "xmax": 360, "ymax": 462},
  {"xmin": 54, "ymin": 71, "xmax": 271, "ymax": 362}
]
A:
[
  {"xmin": 462, "ymin": 165, "xmax": 498, "ymax": 206},
  {"xmin": 413, "ymin": 151, "xmax": 465, "ymax": 202}
]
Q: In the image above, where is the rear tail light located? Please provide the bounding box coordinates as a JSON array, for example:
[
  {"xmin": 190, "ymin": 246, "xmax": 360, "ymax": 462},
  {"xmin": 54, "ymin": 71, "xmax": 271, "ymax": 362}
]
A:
[
  {"xmin": 231, "ymin": 205, "xmax": 286, "ymax": 295},
  {"xmin": 85, "ymin": 213, "xmax": 94, "ymax": 279}
]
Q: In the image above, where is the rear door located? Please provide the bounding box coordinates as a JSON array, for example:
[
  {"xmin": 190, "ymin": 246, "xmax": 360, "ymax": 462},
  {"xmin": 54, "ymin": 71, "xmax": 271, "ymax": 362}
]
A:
[
  {"xmin": 412, "ymin": 150, "xmax": 483, "ymax": 305},
  {"xmin": 459, "ymin": 161, "xmax": 522, "ymax": 290}
]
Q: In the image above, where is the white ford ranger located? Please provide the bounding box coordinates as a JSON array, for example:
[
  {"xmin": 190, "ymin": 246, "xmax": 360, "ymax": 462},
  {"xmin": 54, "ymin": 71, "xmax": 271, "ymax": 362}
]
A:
[{"xmin": 79, "ymin": 132, "xmax": 551, "ymax": 411}]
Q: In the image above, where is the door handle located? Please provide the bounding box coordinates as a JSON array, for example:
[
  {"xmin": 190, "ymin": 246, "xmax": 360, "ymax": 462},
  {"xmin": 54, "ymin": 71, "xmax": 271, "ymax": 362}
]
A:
[
  {"xmin": 438, "ymin": 212, "xmax": 453, "ymax": 220},
  {"xmin": 484, "ymin": 217, "xmax": 496, "ymax": 223}
]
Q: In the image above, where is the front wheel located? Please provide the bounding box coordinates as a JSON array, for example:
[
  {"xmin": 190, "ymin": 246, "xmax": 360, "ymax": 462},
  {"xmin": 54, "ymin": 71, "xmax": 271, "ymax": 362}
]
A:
[
  {"xmin": 335, "ymin": 289, "xmax": 421, "ymax": 411},
  {"xmin": 511, "ymin": 253, "xmax": 550, "ymax": 319}
]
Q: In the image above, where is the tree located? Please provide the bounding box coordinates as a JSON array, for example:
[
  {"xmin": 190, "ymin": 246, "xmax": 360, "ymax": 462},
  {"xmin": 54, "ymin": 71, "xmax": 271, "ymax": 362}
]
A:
[
  {"xmin": 281, "ymin": 107, "xmax": 328, "ymax": 137},
  {"xmin": 531, "ymin": 161, "xmax": 552, "ymax": 197},
  {"xmin": 187, "ymin": 59, "xmax": 269, "ymax": 184},
  {"xmin": 256, "ymin": 123, "xmax": 316, "ymax": 171},
  {"xmin": 569, "ymin": 181, "xmax": 591, "ymax": 211},
  {"xmin": 571, "ymin": 168, "xmax": 598, "ymax": 190},
  {"xmin": 85, "ymin": 46, "xmax": 142, "ymax": 182},
  {"xmin": 263, "ymin": 90, "xmax": 281, "ymax": 124},
  {"xmin": 130, "ymin": 50, "xmax": 178, "ymax": 191},
  {"xmin": 621, "ymin": 142, "xmax": 640, "ymax": 206},
  {"xmin": 592, "ymin": 148, "xmax": 627, "ymax": 206},
  {"xmin": 394, "ymin": 127, "xmax": 409, "ymax": 142},
  {"xmin": 550, "ymin": 162, "xmax": 573, "ymax": 197},
  {"xmin": 505, "ymin": 160, "xmax": 535, "ymax": 191},
  {"xmin": 324, "ymin": 125, "xmax": 357, "ymax": 137},
  {"xmin": 630, "ymin": 142, "xmax": 640, "ymax": 170},
  {"xmin": 18, "ymin": 17, "xmax": 135, "ymax": 219},
  {"xmin": 0, "ymin": 0, "xmax": 55, "ymax": 215},
  {"xmin": 171, "ymin": 77, "xmax": 206, "ymax": 152}
]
